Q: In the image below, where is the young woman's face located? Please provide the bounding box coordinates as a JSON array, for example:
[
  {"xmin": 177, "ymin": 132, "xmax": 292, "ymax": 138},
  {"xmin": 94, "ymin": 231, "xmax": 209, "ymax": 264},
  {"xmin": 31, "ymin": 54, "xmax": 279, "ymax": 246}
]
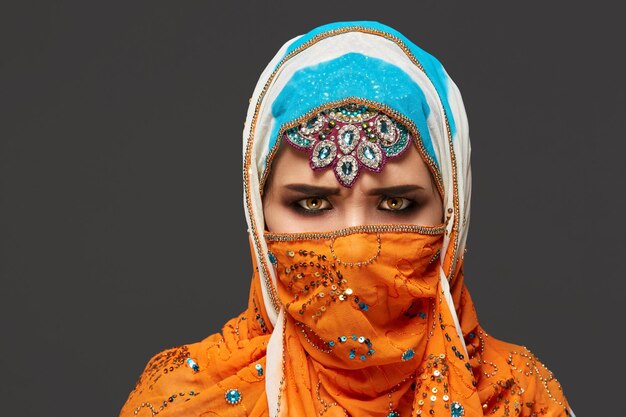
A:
[{"xmin": 263, "ymin": 143, "xmax": 444, "ymax": 233}]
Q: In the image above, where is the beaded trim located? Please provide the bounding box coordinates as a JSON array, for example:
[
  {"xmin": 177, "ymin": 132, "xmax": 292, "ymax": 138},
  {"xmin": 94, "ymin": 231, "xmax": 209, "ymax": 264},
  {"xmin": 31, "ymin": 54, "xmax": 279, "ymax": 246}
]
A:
[{"xmin": 264, "ymin": 223, "xmax": 446, "ymax": 242}]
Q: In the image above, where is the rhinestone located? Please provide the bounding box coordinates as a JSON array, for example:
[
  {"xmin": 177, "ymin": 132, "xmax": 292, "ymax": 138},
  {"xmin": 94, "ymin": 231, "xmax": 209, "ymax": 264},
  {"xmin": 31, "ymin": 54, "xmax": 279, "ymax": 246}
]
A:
[
  {"xmin": 225, "ymin": 388, "xmax": 242, "ymax": 405},
  {"xmin": 451, "ymin": 402, "xmax": 464, "ymax": 417}
]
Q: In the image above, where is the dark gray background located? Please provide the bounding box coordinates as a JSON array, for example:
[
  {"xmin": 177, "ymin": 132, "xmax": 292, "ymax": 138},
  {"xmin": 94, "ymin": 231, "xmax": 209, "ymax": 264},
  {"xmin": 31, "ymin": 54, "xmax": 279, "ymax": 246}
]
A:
[{"xmin": 1, "ymin": 1, "xmax": 624, "ymax": 416}]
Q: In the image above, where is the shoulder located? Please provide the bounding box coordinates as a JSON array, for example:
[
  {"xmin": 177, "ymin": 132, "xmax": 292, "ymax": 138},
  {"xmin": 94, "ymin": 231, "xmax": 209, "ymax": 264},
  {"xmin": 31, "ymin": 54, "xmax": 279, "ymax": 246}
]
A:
[
  {"xmin": 119, "ymin": 317, "xmax": 271, "ymax": 417},
  {"xmin": 119, "ymin": 332, "xmax": 226, "ymax": 417},
  {"xmin": 471, "ymin": 330, "xmax": 573, "ymax": 416},
  {"xmin": 119, "ymin": 339, "xmax": 206, "ymax": 416}
]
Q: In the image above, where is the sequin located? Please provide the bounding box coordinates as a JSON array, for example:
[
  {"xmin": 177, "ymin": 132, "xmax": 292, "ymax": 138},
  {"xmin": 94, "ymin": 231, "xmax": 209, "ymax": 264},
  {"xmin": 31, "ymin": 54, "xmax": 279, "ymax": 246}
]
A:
[
  {"xmin": 402, "ymin": 348, "xmax": 415, "ymax": 361},
  {"xmin": 387, "ymin": 411, "xmax": 400, "ymax": 417},
  {"xmin": 268, "ymin": 251, "xmax": 277, "ymax": 265},
  {"xmin": 255, "ymin": 363, "xmax": 264, "ymax": 376},
  {"xmin": 451, "ymin": 402, "xmax": 464, "ymax": 416},
  {"xmin": 225, "ymin": 388, "xmax": 242, "ymax": 405},
  {"xmin": 185, "ymin": 358, "xmax": 199, "ymax": 372}
]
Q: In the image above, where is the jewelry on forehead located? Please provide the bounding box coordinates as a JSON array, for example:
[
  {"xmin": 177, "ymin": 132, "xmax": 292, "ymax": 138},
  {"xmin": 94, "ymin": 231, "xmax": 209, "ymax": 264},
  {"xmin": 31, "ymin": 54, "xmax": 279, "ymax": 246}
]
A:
[{"xmin": 283, "ymin": 103, "xmax": 412, "ymax": 187}]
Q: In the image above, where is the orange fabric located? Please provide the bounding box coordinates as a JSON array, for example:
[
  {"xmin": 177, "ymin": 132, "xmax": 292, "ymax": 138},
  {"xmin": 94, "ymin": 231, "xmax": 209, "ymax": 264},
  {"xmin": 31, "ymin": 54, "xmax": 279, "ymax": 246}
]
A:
[{"xmin": 120, "ymin": 228, "xmax": 571, "ymax": 416}]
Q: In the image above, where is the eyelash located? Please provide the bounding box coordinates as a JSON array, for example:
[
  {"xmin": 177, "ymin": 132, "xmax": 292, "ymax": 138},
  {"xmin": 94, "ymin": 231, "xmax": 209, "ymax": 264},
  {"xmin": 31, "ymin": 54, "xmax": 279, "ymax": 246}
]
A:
[{"xmin": 291, "ymin": 196, "xmax": 419, "ymax": 216}]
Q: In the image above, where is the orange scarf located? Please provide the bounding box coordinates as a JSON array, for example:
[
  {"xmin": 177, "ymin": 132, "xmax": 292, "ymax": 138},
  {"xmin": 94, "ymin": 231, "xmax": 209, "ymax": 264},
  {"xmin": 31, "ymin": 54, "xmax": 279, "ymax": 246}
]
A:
[{"xmin": 120, "ymin": 226, "xmax": 572, "ymax": 417}]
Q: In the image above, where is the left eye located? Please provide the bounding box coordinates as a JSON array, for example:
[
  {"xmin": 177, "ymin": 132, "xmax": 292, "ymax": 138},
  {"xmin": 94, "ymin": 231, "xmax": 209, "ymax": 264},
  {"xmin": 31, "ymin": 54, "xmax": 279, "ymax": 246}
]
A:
[{"xmin": 378, "ymin": 197, "xmax": 412, "ymax": 211}]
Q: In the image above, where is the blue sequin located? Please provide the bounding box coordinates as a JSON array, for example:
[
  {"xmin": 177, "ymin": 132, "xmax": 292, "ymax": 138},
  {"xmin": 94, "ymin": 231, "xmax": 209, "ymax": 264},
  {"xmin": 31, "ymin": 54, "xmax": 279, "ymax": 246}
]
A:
[
  {"xmin": 349, "ymin": 349, "xmax": 356, "ymax": 359},
  {"xmin": 387, "ymin": 411, "xmax": 400, "ymax": 417},
  {"xmin": 418, "ymin": 311, "xmax": 427, "ymax": 319},
  {"xmin": 225, "ymin": 388, "xmax": 242, "ymax": 405},
  {"xmin": 255, "ymin": 363, "xmax": 263, "ymax": 376},
  {"xmin": 267, "ymin": 251, "xmax": 277, "ymax": 265},
  {"xmin": 401, "ymin": 348, "xmax": 415, "ymax": 361},
  {"xmin": 328, "ymin": 340, "xmax": 335, "ymax": 347},
  {"xmin": 358, "ymin": 302, "xmax": 369, "ymax": 311},
  {"xmin": 186, "ymin": 358, "xmax": 200, "ymax": 372},
  {"xmin": 451, "ymin": 402, "xmax": 464, "ymax": 417},
  {"xmin": 339, "ymin": 335, "xmax": 348, "ymax": 343}
]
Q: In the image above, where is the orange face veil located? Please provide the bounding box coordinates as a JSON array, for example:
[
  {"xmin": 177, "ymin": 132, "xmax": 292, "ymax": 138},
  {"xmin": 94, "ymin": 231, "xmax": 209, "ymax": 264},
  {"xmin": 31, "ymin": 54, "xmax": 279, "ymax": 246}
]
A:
[{"xmin": 120, "ymin": 20, "xmax": 574, "ymax": 417}]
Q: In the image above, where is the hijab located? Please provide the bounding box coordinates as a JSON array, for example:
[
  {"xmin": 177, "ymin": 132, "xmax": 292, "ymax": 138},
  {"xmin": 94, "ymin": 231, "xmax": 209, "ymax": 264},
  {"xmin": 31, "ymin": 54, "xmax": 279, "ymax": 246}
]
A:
[{"xmin": 120, "ymin": 21, "xmax": 574, "ymax": 417}]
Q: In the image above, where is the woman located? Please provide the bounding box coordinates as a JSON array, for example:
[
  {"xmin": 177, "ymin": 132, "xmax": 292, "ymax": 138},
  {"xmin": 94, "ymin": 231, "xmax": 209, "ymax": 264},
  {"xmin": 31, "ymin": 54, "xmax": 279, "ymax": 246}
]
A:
[{"xmin": 120, "ymin": 21, "xmax": 574, "ymax": 417}]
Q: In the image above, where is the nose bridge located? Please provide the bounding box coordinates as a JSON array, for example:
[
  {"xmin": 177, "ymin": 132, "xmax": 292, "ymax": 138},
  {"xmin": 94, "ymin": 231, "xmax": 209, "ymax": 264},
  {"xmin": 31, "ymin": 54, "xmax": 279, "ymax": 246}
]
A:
[{"xmin": 341, "ymin": 195, "xmax": 369, "ymax": 228}]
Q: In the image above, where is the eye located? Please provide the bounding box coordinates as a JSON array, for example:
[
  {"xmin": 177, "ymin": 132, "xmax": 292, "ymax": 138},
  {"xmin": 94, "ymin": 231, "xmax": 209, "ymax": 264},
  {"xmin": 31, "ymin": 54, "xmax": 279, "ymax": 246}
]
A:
[
  {"xmin": 296, "ymin": 197, "xmax": 331, "ymax": 212},
  {"xmin": 378, "ymin": 197, "xmax": 412, "ymax": 211}
]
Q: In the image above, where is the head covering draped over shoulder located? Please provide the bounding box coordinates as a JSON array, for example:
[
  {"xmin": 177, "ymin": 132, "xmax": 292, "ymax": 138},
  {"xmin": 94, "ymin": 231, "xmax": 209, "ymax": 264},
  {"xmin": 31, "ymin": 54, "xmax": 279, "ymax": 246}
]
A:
[{"xmin": 120, "ymin": 21, "xmax": 574, "ymax": 417}]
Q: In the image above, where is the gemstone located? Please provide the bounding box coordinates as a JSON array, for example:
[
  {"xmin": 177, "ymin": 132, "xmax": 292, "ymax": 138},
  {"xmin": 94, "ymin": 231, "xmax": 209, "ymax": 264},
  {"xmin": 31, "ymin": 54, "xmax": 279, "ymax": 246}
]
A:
[
  {"xmin": 451, "ymin": 402, "xmax": 464, "ymax": 417},
  {"xmin": 376, "ymin": 114, "xmax": 399, "ymax": 146},
  {"xmin": 186, "ymin": 358, "xmax": 199, "ymax": 372},
  {"xmin": 299, "ymin": 113, "xmax": 326, "ymax": 136},
  {"xmin": 334, "ymin": 155, "xmax": 358, "ymax": 187},
  {"xmin": 357, "ymin": 142, "xmax": 382, "ymax": 170},
  {"xmin": 337, "ymin": 124, "xmax": 360, "ymax": 154},
  {"xmin": 267, "ymin": 252, "xmax": 277, "ymax": 265},
  {"xmin": 225, "ymin": 388, "xmax": 242, "ymax": 405},
  {"xmin": 402, "ymin": 348, "xmax": 415, "ymax": 361},
  {"xmin": 311, "ymin": 140, "xmax": 336, "ymax": 168},
  {"xmin": 380, "ymin": 119, "xmax": 388, "ymax": 133}
]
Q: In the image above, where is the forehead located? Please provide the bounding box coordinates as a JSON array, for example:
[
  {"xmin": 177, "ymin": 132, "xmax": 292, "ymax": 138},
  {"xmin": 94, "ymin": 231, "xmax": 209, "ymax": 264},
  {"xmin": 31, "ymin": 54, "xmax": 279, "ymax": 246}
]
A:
[{"xmin": 265, "ymin": 142, "xmax": 437, "ymax": 194}]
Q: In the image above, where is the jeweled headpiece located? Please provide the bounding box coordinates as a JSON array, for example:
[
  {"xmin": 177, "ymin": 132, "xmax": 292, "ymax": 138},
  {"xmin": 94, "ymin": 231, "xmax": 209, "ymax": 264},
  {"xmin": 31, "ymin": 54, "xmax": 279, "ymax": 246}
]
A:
[{"xmin": 283, "ymin": 103, "xmax": 412, "ymax": 187}]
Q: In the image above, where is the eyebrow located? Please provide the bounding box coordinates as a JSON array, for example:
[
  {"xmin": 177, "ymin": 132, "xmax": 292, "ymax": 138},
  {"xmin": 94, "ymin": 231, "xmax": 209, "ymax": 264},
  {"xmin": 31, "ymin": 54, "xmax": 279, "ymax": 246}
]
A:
[
  {"xmin": 366, "ymin": 185, "xmax": 425, "ymax": 196},
  {"xmin": 284, "ymin": 184, "xmax": 342, "ymax": 195},
  {"xmin": 282, "ymin": 183, "xmax": 425, "ymax": 196}
]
